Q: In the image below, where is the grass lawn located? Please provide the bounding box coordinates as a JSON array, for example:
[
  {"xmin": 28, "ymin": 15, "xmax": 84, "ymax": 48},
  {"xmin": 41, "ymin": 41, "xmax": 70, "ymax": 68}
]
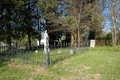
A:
[
  {"xmin": 0, "ymin": 47, "xmax": 120, "ymax": 80},
  {"xmin": 4, "ymin": 47, "xmax": 85, "ymax": 65}
]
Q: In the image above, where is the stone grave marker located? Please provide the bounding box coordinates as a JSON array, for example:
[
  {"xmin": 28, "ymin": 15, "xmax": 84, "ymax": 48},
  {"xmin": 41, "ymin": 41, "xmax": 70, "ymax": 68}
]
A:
[{"xmin": 90, "ymin": 40, "xmax": 95, "ymax": 48}]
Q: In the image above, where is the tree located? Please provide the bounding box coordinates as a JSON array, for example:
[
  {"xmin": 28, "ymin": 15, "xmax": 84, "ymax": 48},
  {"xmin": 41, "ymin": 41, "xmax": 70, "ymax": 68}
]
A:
[
  {"xmin": 0, "ymin": 0, "xmax": 20, "ymax": 49},
  {"xmin": 108, "ymin": 0, "xmax": 120, "ymax": 46},
  {"xmin": 61, "ymin": 0, "xmax": 104, "ymax": 46},
  {"xmin": 0, "ymin": 0, "xmax": 38, "ymax": 50},
  {"xmin": 19, "ymin": 0, "xmax": 38, "ymax": 50},
  {"xmin": 37, "ymin": 0, "xmax": 64, "ymax": 41}
]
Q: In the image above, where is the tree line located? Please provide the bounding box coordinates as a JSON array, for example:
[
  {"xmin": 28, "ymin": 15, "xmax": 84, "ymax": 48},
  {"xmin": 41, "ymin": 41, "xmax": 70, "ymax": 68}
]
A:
[
  {"xmin": 0, "ymin": 0, "xmax": 59, "ymax": 49},
  {"xmin": 0, "ymin": 0, "xmax": 120, "ymax": 49}
]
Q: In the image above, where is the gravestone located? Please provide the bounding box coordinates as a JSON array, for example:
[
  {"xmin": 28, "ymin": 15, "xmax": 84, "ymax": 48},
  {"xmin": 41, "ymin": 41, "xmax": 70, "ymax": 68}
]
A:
[
  {"xmin": 70, "ymin": 50, "xmax": 74, "ymax": 54},
  {"xmin": 35, "ymin": 50, "xmax": 38, "ymax": 54},
  {"xmin": 70, "ymin": 49, "xmax": 76, "ymax": 54},
  {"xmin": 44, "ymin": 30, "xmax": 49, "ymax": 54},
  {"xmin": 44, "ymin": 30, "xmax": 50, "ymax": 68},
  {"xmin": 90, "ymin": 40, "xmax": 95, "ymax": 48},
  {"xmin": 58, "ymin": 50, "xmax": 61, "ymax": 53}
]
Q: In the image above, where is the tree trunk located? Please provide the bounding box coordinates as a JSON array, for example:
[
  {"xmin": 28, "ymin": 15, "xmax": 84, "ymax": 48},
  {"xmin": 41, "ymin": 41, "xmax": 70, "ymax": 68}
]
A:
[
  {"xmin": 77, "ymin": 6, "xmax": 82, "ymax": 45},
  {"xmin": 28, "ymin": 33, "xmax": 31, "ymax": 50},
  {"xmin": 37, "ymin": 9, "xmax": 41, "ymax": 46},
  {"xmin": 111, "ymin": 21, "xmax": 115, "ymax": 46},
  {"xmin": 77, "ymin": 22, "xmax": 80, "ymax": 44},
  {"xmin": 7, "ymin": 34, "xmax": 11, "ymax": 50},
  {"xmin": 77, "ymin": 1, "xmax": 83, "ymax": 46},
  {"xmin": 7, "ymin": 24, "xmax": 11, "ymax": 49},
  {"xmin": 114, "ymin": 1, "xmax": 117, "ymax": 46},
  {"xmin": 109, "ymin": 0, "xmax": 120, "ymax": 46},
  {"xmin": 28, "ymin": 0, "xmax": 32, "ymax": 50},
  {"xmin": 71, "ymin": 33, "xmax": 74, "ymax": 47},
  {"xmin": 6, "ymin": 8, "xmax": 12, "ymax": 49},
  {"xmin": 109, "ymin": 0, "xmax": 115, "ymax": 46}
]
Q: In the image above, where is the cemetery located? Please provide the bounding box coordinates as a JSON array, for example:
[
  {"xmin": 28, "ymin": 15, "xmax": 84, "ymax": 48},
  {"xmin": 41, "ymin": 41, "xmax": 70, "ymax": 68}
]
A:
[
  {"xmin": 0, "ymin": 0, "xmax": 120, "ymax": 80},
  {"xmin": 0, "ymin": 30, "xmax": 88, "ymax": 68}
]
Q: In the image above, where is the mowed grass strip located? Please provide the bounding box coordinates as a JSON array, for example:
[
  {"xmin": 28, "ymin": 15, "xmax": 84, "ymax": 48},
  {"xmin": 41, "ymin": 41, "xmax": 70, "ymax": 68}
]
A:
[
  {"xmin": 50, "ymin": 51, "xmax": 120, "ymax": 80},
  {"xmin": 0, "ymin": 47, "xmax": 120, "ymax": 80}
]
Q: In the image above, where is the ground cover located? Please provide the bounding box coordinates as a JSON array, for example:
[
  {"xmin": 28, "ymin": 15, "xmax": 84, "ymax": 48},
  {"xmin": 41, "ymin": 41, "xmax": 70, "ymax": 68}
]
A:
[
  {"xmin": 1, "ymin": 47, "xmax": 85, "ymax": 65},
  {"xmin": 0, "ymin": 46, "xmax": 120, "ymax": 80}
]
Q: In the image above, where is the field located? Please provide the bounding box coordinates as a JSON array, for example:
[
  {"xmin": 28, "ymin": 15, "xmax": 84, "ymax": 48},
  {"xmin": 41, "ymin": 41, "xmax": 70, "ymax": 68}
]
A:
[{"xmin": 0, "ymin": 46, "xmax": 120, "ymax": 80}]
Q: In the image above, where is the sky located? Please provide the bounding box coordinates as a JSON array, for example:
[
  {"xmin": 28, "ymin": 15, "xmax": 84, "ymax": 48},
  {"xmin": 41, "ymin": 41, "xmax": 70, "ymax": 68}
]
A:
[{"xmin": 101, "ymin": 0, "xmax": 120, "ymax": 33}]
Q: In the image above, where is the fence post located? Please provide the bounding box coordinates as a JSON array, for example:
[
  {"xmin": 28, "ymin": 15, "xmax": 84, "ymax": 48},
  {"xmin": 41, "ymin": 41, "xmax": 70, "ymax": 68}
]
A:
[
  {"xmin": 87, "ymin": 40, "xmax": 89, "ymax": 51},
  {"xmin": 45, "ymin": 46, "xmax": 49, "ymax": 68},
  {"xmin": 44, "ymin": 30, "xmax": 50, "ymax": 68}
]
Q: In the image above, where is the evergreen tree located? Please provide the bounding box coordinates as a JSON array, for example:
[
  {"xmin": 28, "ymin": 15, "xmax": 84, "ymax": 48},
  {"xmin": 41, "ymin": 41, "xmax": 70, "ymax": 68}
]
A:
[
  {"xmin": 21, "ymin": 0, "xmax": 38, "ymax": 50},
  {"xmin": 0, "ymin": 0, "xmax": 38, "ymax": 49},
  {"xmin": 0, "ymin": 0, "xmax": 17, "ymax": 48}
]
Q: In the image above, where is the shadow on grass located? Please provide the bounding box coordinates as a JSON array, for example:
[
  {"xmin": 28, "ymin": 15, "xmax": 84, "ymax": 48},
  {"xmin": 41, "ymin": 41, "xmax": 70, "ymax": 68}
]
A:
[
  {"xmin": 50, "ymin": 53, "xmax": 79, "ymax": 65},
  {"xmin": 0, "ymin": 60, "xmax": 8, "ymax": 68},
  {"xmin": 50, "ymin": 56, "xmax": 71, "ymax": 65}
]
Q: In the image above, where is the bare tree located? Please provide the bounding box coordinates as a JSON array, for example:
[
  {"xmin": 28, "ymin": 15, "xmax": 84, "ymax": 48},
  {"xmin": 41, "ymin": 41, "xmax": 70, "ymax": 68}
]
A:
[
  {"xmin": 62, "ymin": 0, "xmax": 104, "ymax": 45},
  {"xmin": 108, "ymin": 0, "xmax": 120, "ymax": 46},
  {"xmin": 42, "ymin": 0, "xmax": 104, "ymax": 46}
]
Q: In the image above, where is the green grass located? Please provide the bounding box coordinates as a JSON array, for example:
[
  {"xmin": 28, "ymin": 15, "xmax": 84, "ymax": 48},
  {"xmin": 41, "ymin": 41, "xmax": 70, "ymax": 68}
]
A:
[
  {"xmin": 0, "ymin": 46, "xmax": 120, "ymax": 80},
  {"xmin": 0, "ymin": 46, "xmax": 8, "ymax": 53},
  {"xmin": 7, "ymin": 47, "xmax": 86, "ymax": 65},
  {"xmin": 89, "ymin": 45, "xmax": 120, "ymax": 51},
  {"xmin": 48, "ymin": 50, "xmax": 120, "ymax": 80}
]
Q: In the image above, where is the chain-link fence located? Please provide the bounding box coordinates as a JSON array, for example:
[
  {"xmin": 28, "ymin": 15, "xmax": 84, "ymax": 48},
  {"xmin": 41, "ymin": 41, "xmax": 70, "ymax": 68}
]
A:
[
  {"xmin": 0, "ymin": 45, "xmax": 45, "ymax": 66},
  {"xmin": 49, "ymin": 41, "xmax": 89, "ymax": 65},
  {"xmin": 0, "ymin": 41, "xmax": 89, "ymax": 67}
]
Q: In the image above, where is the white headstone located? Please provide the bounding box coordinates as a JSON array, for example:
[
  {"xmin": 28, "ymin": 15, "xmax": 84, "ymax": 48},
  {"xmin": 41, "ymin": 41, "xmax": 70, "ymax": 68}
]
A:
[
  {"xmin": 35, "ymin": 50, "xmax": 38, "ymax": 54},
  {"xmin": 44, "ymin": 30, "xmax": 49, "ymax": 54},
  {"xmin": 58, "ymin": 50, "xmax": 61, "ymax": 53},
  {"xmin": 37, "ymin": 40, "xmax": 39, "ymax": 46},
  {"xmin": 70, "ymin": 49, "xmax": 75, "ymax": 54},
  {"xmin": 70, "ymin": 50, "xmax": 74, "ymax": 54},
  {"xmin": 90, "ymin": 40, "xmax": 95, "ymax": 48}
]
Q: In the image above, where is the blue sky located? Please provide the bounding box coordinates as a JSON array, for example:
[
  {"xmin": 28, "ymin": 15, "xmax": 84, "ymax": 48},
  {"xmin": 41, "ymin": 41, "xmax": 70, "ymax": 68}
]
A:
[
  {"xmin": 101, "ymin": 0, "xmax": 120, "ymax": 33},
  {"xmin": 101, "ymin": 5, "xmax": 111, "ymax": 33}
]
